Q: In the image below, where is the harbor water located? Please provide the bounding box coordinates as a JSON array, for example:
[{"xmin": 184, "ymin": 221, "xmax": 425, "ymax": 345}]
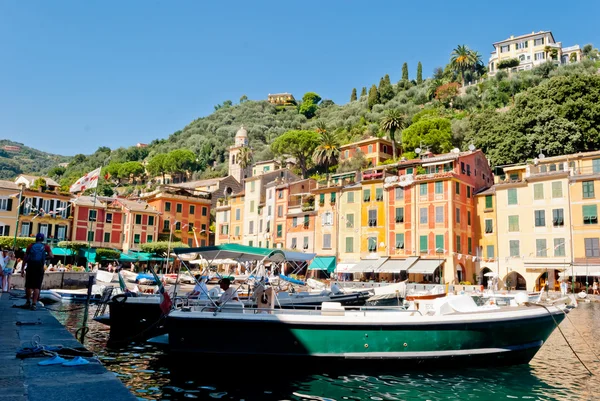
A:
[{"xmin": 50, "ymin": 302, "xmax": 600, "ymax": 401}]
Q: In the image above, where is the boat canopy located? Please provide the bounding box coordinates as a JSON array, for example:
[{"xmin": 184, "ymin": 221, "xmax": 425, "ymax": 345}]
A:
[
  {"xmin": 282, "ymin": 250, "xmax": 317, "ymax": 262},
  {"xmin": 51, "ymin": 247, "xmax": 73, "ymax": 257},
  {"xmin": 349, "ymin": 257, "xmax": 388, "ymax": 273},
  {"xmin": 308, "ymin": 256, "xmax": 336, "ymax": 273},
  {"xmin": 173, "ymin": 244, "xmax": 288, "ymax": 263},
  {"xmin": 377, "ymin": 257, "xmax": 418, "ymax": 273},
  {"xmin": 407, "ymin": 259, "xmax": 443, "ymax": 274}
]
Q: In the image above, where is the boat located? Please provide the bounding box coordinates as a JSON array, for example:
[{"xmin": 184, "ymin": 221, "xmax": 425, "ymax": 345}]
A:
[
  {"xmin": 160, "ymin": 245, "xmax": 568, "ymax": 367},
  {"xmin": 10, "ymin": 289, "xmax": 62, "ymax": 304},
  {"xmin": 478, "ymin": 286, "xmax": 545, "ymax": 306}
]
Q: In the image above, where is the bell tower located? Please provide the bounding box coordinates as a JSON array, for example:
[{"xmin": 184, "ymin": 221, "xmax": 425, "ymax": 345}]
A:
[{"xmin": 228, "ymin": 125, "xmax": 250, "ymax": 183}]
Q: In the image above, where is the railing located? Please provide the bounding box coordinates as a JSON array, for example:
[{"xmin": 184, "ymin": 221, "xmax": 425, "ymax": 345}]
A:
[{"xmin": 413, "ymin": 171, "xmax": 455, "ymax": 181}]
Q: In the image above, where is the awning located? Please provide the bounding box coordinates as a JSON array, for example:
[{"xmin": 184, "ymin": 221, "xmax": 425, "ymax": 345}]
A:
[
  {"xmin": 568, "ymin": 265, "xmax": 600, "ymax": 277},
  {"xmin": 349, "ymin": 257, "xmax": 389, "ymax": 273},
  {"xmin": 308, "ymin": 256, "xmax": 336, "ymax": 273},
  {"xmin": 407, "ymin": 259, "xmax": 443, "ymax": 274},
  {"xmin": 422, "ymin": 160, "xmax": 451, "ymax": 168},
  {"xmin": 79, "ymin": 249, "xmax": 96, "ymax": 264},
  {"xmin": 377, "ymin": 256, "xmax": 419, "ymax": 273},
  {"xmin": 51, "ymin": 247, "xmax": 73, "ymax": 257},
  {"xmin": 173, "ymin": 244, "xmax": 287, "ymax": 263},
  {"xmin": 119, "ymin": 253, "xmax": 138, "ymax": 263},
  {"xmin": 283, "ymin": 250, "xmax": 317, "ymax": 262},
  {"xmin": 336, "ymin": 263, "xmax": 356, "ymax": 273}
]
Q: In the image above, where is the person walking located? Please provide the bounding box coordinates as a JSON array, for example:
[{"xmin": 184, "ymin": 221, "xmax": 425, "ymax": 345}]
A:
[
  {"xmin": 22, "ymin": 233, "xmax": 53, "ymax": 310},
  {"xmin": 593, "ymin": 280, "xmax": 599, "ymax": 295},
  {"xmin": 2, "ymin": 251, "xmax": 16, "ymax": 292}
]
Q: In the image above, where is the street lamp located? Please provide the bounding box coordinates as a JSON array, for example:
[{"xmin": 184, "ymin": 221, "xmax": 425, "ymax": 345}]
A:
[
  {"xmin": 165, "ymin": 221, "xmax": 187, "ymax": 274},
  {"xmin": 12, "ymin": 184, "xmax": 24, "ymax": 250},
  {"xmin": 436, "ymin": 247, "xmax": 443, "ymax": 285}
]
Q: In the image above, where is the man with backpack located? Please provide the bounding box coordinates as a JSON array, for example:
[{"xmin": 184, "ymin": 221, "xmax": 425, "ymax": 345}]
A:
[{"xmin": 22, "ymin": 233, "xmax": 53, "ymax": 310}]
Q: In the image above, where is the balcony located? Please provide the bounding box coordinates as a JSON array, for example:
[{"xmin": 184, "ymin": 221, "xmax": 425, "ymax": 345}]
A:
[{"xmin": 413, "ymin": 171, "xmax": 455, "ymax": 182}]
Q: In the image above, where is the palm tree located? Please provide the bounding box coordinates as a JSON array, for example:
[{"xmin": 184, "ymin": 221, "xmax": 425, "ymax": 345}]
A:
[
  {"xmin": 450, "ymin": 45, "xmax": 478, "ymax": 83},
  {"xmin": 312, "ymin": 126, "xmax": 340, "ymax": 179},
  {"xmin": 238, "ymin": 147, "xmax": 253, "ymax": 171},
  {"xmin": 380, "ymin": 109, "xmax": 405, "ymax": 159}
]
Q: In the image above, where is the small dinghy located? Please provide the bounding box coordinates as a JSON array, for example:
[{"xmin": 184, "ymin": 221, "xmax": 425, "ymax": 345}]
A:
[{"xmin": 10, "ymin": 289, "xmax": 62, "ymax": 304}]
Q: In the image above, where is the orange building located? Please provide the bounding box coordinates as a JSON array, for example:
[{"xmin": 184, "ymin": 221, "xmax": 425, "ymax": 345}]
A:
[
  {"xmin": 138, "ymin": 186, "xmax": 212, "ymax": 247},
  {"xmin": 339, "ymin": 137, "xmax": 397, "ymax": 167},
  {"xmin": 215, "ymin": 192, "xmax": 245, "ymax": 245}
]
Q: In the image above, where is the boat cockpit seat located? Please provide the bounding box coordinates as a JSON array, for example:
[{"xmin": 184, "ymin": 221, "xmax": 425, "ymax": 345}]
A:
[{"xmin": 321, "ymin": 301, "xmax": 345, "ymax": 316}]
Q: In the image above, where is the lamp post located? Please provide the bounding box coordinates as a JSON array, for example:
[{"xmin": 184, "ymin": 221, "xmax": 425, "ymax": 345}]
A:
[
  {"xmin": 436, "ymin": 247, "xmax": 443, "ymax": 284},
  {"xmin": 165, "ymin": 221, "xmax": 186, "ymax": 274},
  {"xmin": 12, "ymin": 184, "xmax": 24, "ymax": 250}
]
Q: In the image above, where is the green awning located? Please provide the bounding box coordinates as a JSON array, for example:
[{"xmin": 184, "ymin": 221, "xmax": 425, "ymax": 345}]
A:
[
  {"xmin": 133, "ymin": 252, "xmax": 154, "ymax": 262},
  {"xmin": 309, "ymin": 256, "xmax": 336, "ymax": 273},
  {"xmin": 79, "ymin": 249, "xmax": 96, "ymax": 264},
  {"xmin": 51, "ymin": 247, "xmax": 73, "ymax": 257},
  {"xmin": 173, "ymin": 244, "xmax": 287, "ymax": 263},
  {"xmin": 119, "ymin": 253, "xmax": 138, "ymax": 262}
]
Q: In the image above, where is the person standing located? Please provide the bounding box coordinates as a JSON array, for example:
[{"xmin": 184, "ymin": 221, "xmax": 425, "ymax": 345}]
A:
[
  {"xmin": 22, "ymin": 233, "xmax": 53, "ymax": 310},
  {"xmin": 2, "ymin": 251, "xmax": 16, "ymax": 292}
]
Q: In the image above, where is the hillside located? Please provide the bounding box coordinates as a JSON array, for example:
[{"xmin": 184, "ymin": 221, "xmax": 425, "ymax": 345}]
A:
[{"xmin": 0, "ymin": 140, "xmax": 70, "ymax": 179}]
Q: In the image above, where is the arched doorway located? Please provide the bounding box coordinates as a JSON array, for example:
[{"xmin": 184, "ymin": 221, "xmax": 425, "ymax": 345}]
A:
[
  {"xmin": 456, "ymin": 264, "xmax": 465, "ymax": 283},
  {"xmin": 480, "ymin": 267, "xmax": 492, "ymax": 287},
  {"xmin": 506, "ymin": 271, "xmax": 527, "ymax": 290}
]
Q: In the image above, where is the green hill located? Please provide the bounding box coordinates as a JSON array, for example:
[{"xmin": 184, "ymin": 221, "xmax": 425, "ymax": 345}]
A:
[{"xmin": 0, "ymin": 140, "xmax": 70, "ymax": 179}]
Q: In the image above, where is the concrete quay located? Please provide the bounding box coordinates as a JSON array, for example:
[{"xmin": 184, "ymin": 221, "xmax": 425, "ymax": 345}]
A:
[{"xmin": 0, "ymin": 293, "xmax": 136, "ymax": 401}]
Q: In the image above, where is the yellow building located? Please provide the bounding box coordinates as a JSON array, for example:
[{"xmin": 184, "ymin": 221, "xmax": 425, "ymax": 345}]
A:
[
  {"xmin": 312, "ymin": 182, "xmax": 340, "ymax": 258},
  {"xmin": 267, "ymin": 93, "xmax": 295, "ymax": 105},
  {"xmin": 0, "ymin": 180, "xmax": 22, "ymax": 237},
  {"xmin": 339, "ymin": 137, "xmax": 396, "ymax": 167},
  {"xmin": 488, "ymin": 30, "xmax": 582, "ymax": 75},
  {"xmin": 252, "ymin": 160, "xmax": 280, "ymax": 177},
  {"xmin": 215, "ymin": 192, "xmax": 245, "ymax": 245},
  {"xmin": 337, "ymin": 180, "xmax": 362, "ymax": 272},
  {"xmin": 359, "ymin": 172, "xmax": 387, "ymax": 259},
  {"xmin": 474, "ymin": 187, "xmax": 499, "ymax": 285}
]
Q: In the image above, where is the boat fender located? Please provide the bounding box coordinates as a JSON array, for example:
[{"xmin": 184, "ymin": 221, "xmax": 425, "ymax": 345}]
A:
[
  {"xmin": 112, "ymin": 293, "xmax": 132, "ymax": 303},
  {"xmin": 261, "ymin": 293, "xmax": 269, "ymax": 304}
]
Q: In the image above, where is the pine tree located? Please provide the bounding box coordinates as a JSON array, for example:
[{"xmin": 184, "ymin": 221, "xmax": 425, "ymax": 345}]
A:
[
  {"xmin": 350, "ymin": 88, "xmax": 357, "ymax": 102},
  {"xmin": 379, "ymin": 74, "xmax": 394, "ymax": 103},
  {"xmin": 402, "ymin": 62, "xmax": 409, "ymax": 81},
  {"xmin": 417, "ymin": 62, "xmax": 423, "ymax": 84},
  {"xmin": 367, "ymin": 84, "xmax": 380, "ymax": 110},
  {"xmin": 360, "ymin": 87, "xmax": 367, "ymax": 97}
]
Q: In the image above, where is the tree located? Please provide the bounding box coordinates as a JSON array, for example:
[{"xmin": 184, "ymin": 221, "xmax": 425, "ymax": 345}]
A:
[
  {"xmin": 380, "ymin": 109, "xmax": 406, "ymax": 159},
  {"xmin": 312, "ymin": 124, "xmax": 340, "ymax": 178},
  {"xmin": 498, "ymin": 58, "xmax": 520, "ymax": 69},
  {"xmin": 238, "ymin": 146, "xmax": 253, "ymax": 170},
  {"xmin": 48, "ymin": 166, "xmax": 66, "ymax": 179},
  {"xmin": 402, "ymin": 62, "xmax": 409, "ymax": 81},
  {"xmin": 141, "ymin": 241, "xmax": 188, "ymax": 255},
  {"xmin": 435, "ymin": 82, "xmax": 461, "ymax": 106},
  {"xmin": 367, "ymin": 85, "xmax": 380, "ymax": 110},
  {"xmin": 360, "ymin": 87, "xmax": 367, "ymax": 97},
  {"xmin": 583, "ymin": 44, "xmax": 599, "ymax": 60},
  {"xmin": 96, "ymin": 248, "xmax": 121, "ymax": 260},
  {"xmin": 450, "ymin": 45, "xmax": 480, "ymax": 82},
  {"xmin": 239, "ymin": 94, "xmax": 248, "ymax": 103},
  {"xmin": 337, "ymin": 149, "xmax": 369, "ymax": 173},
  {"xmin": 146, "ymin": 154, "xmax": 169, "ymax": 182},
  {"xmin": 165, "ymin": 149, "xmax": 196, "ymax": 178},
  {"xmin": 417, "ymin": 62, "xmax": 423, "ymax": 84},
  {"xmin": 118, "ymin": 161, "xmax": 145, "ymax": 180},
  {"xmin": 379, "ymin": 74, "xmax": 394, "ymax": 103},
  {"xmin": 222, "ymin": 100, "xmax": 233, "ymax": 108},
  {"xmin": 271, "ymin": 130, "xmax": 320, "ymax": 178},
  {"xmin": 299, "ymin": 92, "xmax": 322, "ymax": 119},
  {"xmin": 350, "ymin": 88, "xmax": 357, "ymax": 102},
  {"xmin": 402, "ymin": 117, "xmax": 453, "ymax": 154}
]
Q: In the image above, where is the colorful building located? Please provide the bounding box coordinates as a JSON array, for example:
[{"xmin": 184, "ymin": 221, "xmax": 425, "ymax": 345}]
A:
[
  {"xmin": 285, "ymin": 179, "xmax": 318, "ymax": 253},
  {"xmin": 71, "ymin": 196, "xmax": 123, "ymax": 249},
  {"xmin": 110, "ymin": 198, "xmax": 160, "ymax": 252},
  {"xmin": 0, "ymin": 180, "xmax": 22, "ymax": 237},
  {"xmin": 267, "ymin": 93, "xmax": 295, "ymax": 105},
  {"xmin": 18, "ymin": 184, "xmax": 72, "ymax": 245},
  {"xmin": 339, "ymin": 137, "xmax": 397, "ymax": 167},
  {"xmin": 215, "ymin": 192, "xmax": 245, "ymax": 245}
]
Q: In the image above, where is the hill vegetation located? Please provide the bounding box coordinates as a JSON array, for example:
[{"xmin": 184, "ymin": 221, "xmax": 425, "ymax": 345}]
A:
[
  {"xmin": 6, "ymin": 43, "xmax": 600, "ymax": 189},
  {"xmin": 0, "ymin": 140, "xmax": 70, "ymax": 179}
]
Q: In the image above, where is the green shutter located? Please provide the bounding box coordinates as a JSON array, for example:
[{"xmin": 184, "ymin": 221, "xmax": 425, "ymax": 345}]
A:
[
  {"xmin": 395, "ymin": 233, "xmax": 405, "ymax": 249},
  {"xmin": 583, "ymin": 181, "xmax": 595, "ymax": 199},
  {"xmin": 346, "ymin": 214, "xmax": 354, "ymax": 227},
  {"xmin": 347, "ymin": 192, "xmax": 354, "ymax": 203},
  {"xmin": 485, "ymin": 195, "xmax": 493, "ymax": 209},
  {"xmin": 583, "ymin": 205, "xmax": 598, "ymax": 224},
  {"xmin": 277, "ymin": 224, "xmax": 282, "ymax": 237},
  {"xmin": 435, "ymin": 234, "xmax": 444, "ymax": 251},
  {"xmin": 551, "ymin": 182, "xmax": 563, "ymax": 198},
  {"xmin": 345, "ymin": 237, "xmax": 353, "ymax": 253},
  {"xmin": 468, "ymin": 237, "xmax": 472, "ymax": 254},
  {"xmin": 455, "ymin": 182, "xmax": 460, "ymax": 194},
  {"xmin": 395, "ymin": 208, "xmax": 404, "ymax": 222},
  {"xmin": 507, "ymin": 189, "xmax": 518, "ymax": 205},
  {"xmin": 363, "ymin": 189, "xmax": 370, "ymax": 202},
  {"xmin": 486, "ymin": 245, "xmax": 495, "ymax": 258},
  {"xmin": 593, "ymin": 159, "xmax": 600, "ymax": 173},
  {"xmin": 376, "ymin": 188, "xmax": 383, "ymax": 201},
  {"xmin": 508, "ymin": 215, "xmax": 519, "ymax": 231},
  {"xmin": 420, "ymin": 235, "xmax": 428, "ymax": 252},
  {"xmin": 420, "ymin": 183, "xmax": 427, "ymax": 196},
  {"xmin": 456, "ymin": 235, "xmax": 461, "ymax": 252},
  {"xmin": 533, "ymin": 183, "xmax": 543, "ymax": 200},
  {"xmin": 319, "ymin": 194, "xmax": 325, "ymax": 204},
  {"xmin": 435, "ymin": 181, "xmax": 443, "ymax": 194}
]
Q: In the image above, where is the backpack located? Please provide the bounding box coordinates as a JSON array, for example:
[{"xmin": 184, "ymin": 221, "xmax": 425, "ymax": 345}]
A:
[{"xmin": 28, "ymin": 243, "xmax": 46, "ymax": 263}]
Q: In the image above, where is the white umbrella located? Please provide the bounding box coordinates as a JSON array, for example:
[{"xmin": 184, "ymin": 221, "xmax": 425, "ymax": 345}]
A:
[
  {"xmin": 484, "ymin": 272, "xmax": 499, "ymax": 277},
  {"xmin": 589, "ymin": 272, "xmax": 600, "ymax": 277}
]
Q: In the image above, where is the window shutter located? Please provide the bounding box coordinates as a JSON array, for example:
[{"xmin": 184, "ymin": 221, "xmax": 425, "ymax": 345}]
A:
[
  {"xmin": 7, "ymin": 198, "xmax": 12, "ymax": 212},
  {"xmin": 50, "ymin": 200, "xmax": 55, "ymax": 214},
  {"xmin": 47, "ymin": 224, "xmax": 53, "ymax": 238},
  {"xmin": 4, "ymin": 225, "xmax": 10, "ymax": 236},
  {"xmin": 38, "ymin": 223, "xmax": 41, "ymax": 234}
]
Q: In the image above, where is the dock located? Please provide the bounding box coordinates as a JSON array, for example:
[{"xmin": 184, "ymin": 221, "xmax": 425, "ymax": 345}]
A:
[{"xmin": 0, "ymin": 294, "xmax": 136, "ymax": 401}]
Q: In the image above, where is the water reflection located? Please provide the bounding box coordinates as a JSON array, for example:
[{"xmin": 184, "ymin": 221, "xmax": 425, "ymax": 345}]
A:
[{"xmin": 51, "ymin": 303, "xmax": 600, "ymax": 401}]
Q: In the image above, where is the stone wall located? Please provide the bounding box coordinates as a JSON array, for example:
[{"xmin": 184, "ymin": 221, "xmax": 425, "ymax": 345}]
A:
[{"xmin": 10, "ymin": 272, "xmax": 96, "ymax": 290}]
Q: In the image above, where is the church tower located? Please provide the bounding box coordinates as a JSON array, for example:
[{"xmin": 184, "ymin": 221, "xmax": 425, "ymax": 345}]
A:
[{"xmin": 228, "ymin": 125, "xmax": 250, "ymax": 184}]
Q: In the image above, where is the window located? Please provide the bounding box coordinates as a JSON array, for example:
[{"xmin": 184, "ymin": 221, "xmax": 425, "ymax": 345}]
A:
[
  {"xmin": 467, "ymin": 186, "xmax": 471, "ymax": 198},
  {"xmin": 345, "ymin": 237, "xmax": 354, "ymax": 253},
  {"xmin": 368, "ymin": 144, "xmax": 373, "ymax": 153},
  {"xmin": 249, "ymin": 221, "xmax": 254, "ymax": 234},
  {"xmin": 509, "ymin": 240, "xmax": 520, "ymax": 257},
  {"xmin": 467, "ymin": 211, "xmax": 471, "ymax": 226},
  {"xmin": 190, "ymin": 205, "xmax": 195, "ymax": 215},
  {"xmin": 259, "ymin": 219, "xmax": 263, "ymax": 233},
  {"xmin": 235, "ymin": 226, "xmax": 240, "ymax": 236},
  {"xmin": 455, "ymin": 208, "xmax": 460, "ymax": 224},
  {"xmin": 250, "ymin": 201, "xmax": 255, "ymax": 213},
  {"xmin": 456, "ymin": 235, "xmax": 461, "ymax": 253},
  {"xmin": 406, "ymin": 167, "xmax": 413, "ymax": 174},
  {"xmin": 323, "ymin": 234, "xmax": 331, "ymax": 249},
  {"xmin": 368, "ymin": 209, "xmax": 377, "ymax": 227},
  {"xmin": 455, "ymin": 182, "xmax": 460, "ymax": 195},
  {"xmin": 303, "ymin": 215, "xmax": 309, "ymax": 228},
  {"xmin": 534, "ymin": 38, "xmax": 544, "ymax": 46},
  {"xmin": 419, "ymin": 208, "xmax": 427, "ymax": 224},
  {"xmin": 21, "ymin": 222, "xmax": 30, "ymax": 237},
  {"xmin": 583, "ymin": 205, "xmax": 598, "ymax": 224},
  {"xmin": 277, "ymin": 206, "xmax": 283, "ymax": 217},
  {"xmin": 319, "ymin": 194, "xmax": 325, "ymax": 205},
  {"xmin": 277, "ymin": 224, "xmax": 282, "ymax": 238},
  {"xmin": 165, "ymin": 202, "xmax": 171, "ymax": 212},
  {"xmin": 188, "ymin": 222, "xmax": 193, "ymax": 231},
  {"xmin": 435, "ymin": 181, "xmax": 443, "ymax": 194},
  {"xmin": 103, "ymin": 232, "xmax": 110, "ymax": 243},
  {"xmin": 87, "ymin": 231, "xmax": 95, "ymax": 242},
  {"xmin": 395, "ymin": 208, "xmax": 404, "ymax": 223},
  {"xmin": 201, "ymin": 207, "xmax": 207, "ymax": 216},
  {"xmin": 593, "ymin": 159, "xmax": 600, "ymax": 173},
  {"xmin": 303, "ymin": 236, "xmax": 309, "ymax": 249},
  {"xmin": 251, "ymin": 181, "xmax": 255, "ymax": 192},
  {"xmin": 508, "ymin": 215, "xmax": 519, "ymax": 231},
  {"xmin": 466, "ymin": 165, "xmax": 471, "ymax": 177},
  {"xmin": 420, "ymin": 235, "xmax": 428, "ymax": 253},
  {"xmin": 551, "ymin": 182, "xmax": 563, "ymax": 198},
  {"xmin": 487, "ymin": 245, "xmax": 495, "ymax": 258},
  {"xmin": 176, "ymin": 203, "xmax": 182, "ymax": 213},
  {"xmin": 148, "ymin": 216, "xmax": 154, "ymax": 226},
  {"xmin": 500, "ymin": 44, "xmax": 510, "ymax": 53},
  {"xmin": 135, "ymin": 214, "xmax": 142, "ymax": 225},
  {"xmin": 163, "ymin": 219, "xmax": 170, "ymax": 231},
  {"xmin": 468, "ymin": 237, "xmax": 472, "ymax": 254},
  {"xmin": 534, "ymin": 52, "xmax": 545, "ymax": 61},
  {"xmin": 331, "ymin": 193, "xmax": 336, "ymax": 204},
  {"xmin": 485, "ymin": 219, "xmax": 493, "ymax": 233},
  {"xmin": 233, "ymin": 208, "xmax": 240, "ymax": 221},
  {"xmin": 376, "ymin": 188, "xmax": 383, "ymax": 201},
  {"xmin": 290, "ymin": 237, "xmax": 297, "ymax": 249},
  {"xmin": 585, "ymin": 238, "xmax": 600, "ymax": 257},
  {"xmin": 88, "ymin": 210, "xmax": 97, "ymax": 222},
  {"xmin": 554, "ymin": 239, "xmax": 566, "ymax": 257},
  {"xmin": 435, "ymin": 206, "xmax": 443, "ymax": 223},
  {"xmin": 534, "ymin": 210, "xmax": 545, "ymax": 227},
  {"xmin": 368, "ymin": 237, "xmax": 377, "ymax": 252},
  {"xmin": 507, "ymin": 189, "xmax": 518, "ymax": 205},
  {"xmin": 420, "ymin": 183, "xmax": 427, "ymax": 196},
  {"xmin": 347, "ymin": 192, "xmax": 355, "ymax": 203},
  {"xmin": 536, "ymin": 239, "xmax": 547, "ymax": 256},
  {"xmin": 322, "ymin": 212, "xmax": 333, "ymax": 226},
  {"xmin": 516, "ymin": 41, "xmax": 528, "ymax": 49},
  {"xmin": 346, "ymin": 214, "xmax": 354, "ymax": 228},
  {"xmin": 293, "ymin": 217, "xmax": 298, "ymax": 227},
  {"xmin": 363, "ymin": 189, "xmax": 371, "ymax": 202},
  {"xmin": 147, "ymin": 235, "xmax": 153, "ymax": 243},
  {"xmin": 583, "ymin": 181, "xmax": 595, "ymax": 199},
  {"xmin": 395, "ymin": 233, "xmax": 405, "ymax": 249},
  {"xmin": 553, "ymin": 209, "xmax": 564, "ymax": 226},
  {"xmin": 278, "ymin": 190, "xmax": 283, "ymax": 199},
  {"xmin": 0, "ymin": 198, "xmax": 8, "ymax": 211},
  {"xmin": 485, "ymin": 195, "xmax": 493, "ymax": 209},
  {"xmin": 533, "ymin": 183, "xmax": 544, "ymax": 200},
  {"xmin": 268, "ymin": 206, "xmax": 272, "ymax": 216},
  {"xmin": 435, "ymin": 234, "xmax": 444, "ymax": 251},
  {"xmin": 395, "ymin": 187, "xmax": 404, "ymax": 200},
  {"xmin": 175, "ymin": 221, "xmax": 181, "ymax": 231},
  {"xmin": 106, "ymin": 213, "xmax": 113, "ymax": 223}
]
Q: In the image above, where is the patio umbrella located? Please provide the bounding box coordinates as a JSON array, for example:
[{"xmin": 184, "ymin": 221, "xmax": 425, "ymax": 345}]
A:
[{"xmin": 484, "ymin": 272, "xmax": 499, "ymax": 277}]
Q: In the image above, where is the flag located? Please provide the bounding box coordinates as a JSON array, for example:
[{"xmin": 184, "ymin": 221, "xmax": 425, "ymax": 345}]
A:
[{"xmin": 70, "ymin": 168, "xmax": 101, "ymax": 193}]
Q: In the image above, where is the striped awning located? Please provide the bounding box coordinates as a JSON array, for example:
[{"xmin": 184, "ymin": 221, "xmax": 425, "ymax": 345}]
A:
[
  {"xmin": 349, "ymin": 257, "xmax": 389, "ymax": 273},
  {"xmin": 407, "ymin": 259, "xmax": 443, "ymax": 274}
]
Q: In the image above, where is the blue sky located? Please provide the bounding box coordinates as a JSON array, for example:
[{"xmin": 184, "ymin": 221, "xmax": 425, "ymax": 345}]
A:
[{"xmin": 1, "ymin": 1, "xmax": 598, "ymax": 156}]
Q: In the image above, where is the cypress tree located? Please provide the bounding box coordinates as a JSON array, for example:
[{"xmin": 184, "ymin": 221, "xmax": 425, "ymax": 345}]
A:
[
  {"xmin": 350, "ymin": 88, "xmax": 357, "ymax": 102},
  {"xmin": 379, "ymin": 74, "xmax": 394, "ymax": 103},
  {"xmin": 417, "ymin": 62, "xmax": 423, "ymax": 84},
  {"xmin": 361, "ymin": 87, "xmax": 367, "ymax": 97},
  {"xmin": 367, "ymin": 84, "xmax": 380, "ymax": 110},
  {"xmin": 402, "ymin": 62, "xmax": 409, "ymax": 81}
]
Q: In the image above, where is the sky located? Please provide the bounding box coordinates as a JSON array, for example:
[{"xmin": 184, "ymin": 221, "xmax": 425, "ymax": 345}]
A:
[{"xmin": 1, "ymin": 1, "xmax": 599, "ymax": 156}]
